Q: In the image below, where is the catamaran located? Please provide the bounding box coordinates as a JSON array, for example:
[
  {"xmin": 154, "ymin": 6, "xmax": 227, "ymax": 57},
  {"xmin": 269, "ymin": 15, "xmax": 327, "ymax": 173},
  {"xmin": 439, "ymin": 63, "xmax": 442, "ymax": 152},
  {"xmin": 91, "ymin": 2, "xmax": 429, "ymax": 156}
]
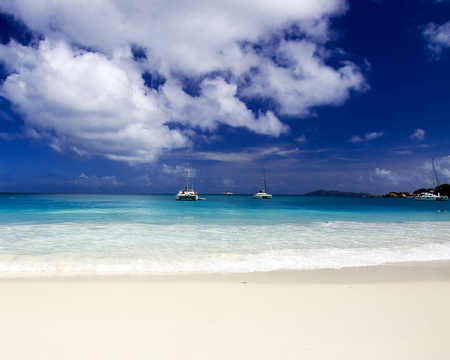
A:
[
  {"xmin": 176, "ymin": 136, "xmax": 204, "ymax": 201},
  {"xmin": 414, "ymin": 192, "xmax": 439, "ymax": 201},
  {"xmin": 252, "ymin": 165, "xmax": 272, "ymax": 199}
]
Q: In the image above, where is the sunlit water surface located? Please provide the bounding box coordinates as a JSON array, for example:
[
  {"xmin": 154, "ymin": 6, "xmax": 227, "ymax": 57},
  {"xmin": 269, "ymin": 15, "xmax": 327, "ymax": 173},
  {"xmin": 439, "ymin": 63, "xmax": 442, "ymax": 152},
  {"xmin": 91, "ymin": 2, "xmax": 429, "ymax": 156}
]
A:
[{"xmin": 1, "ymin": 194, "xmax": 449, "ymax": 276}]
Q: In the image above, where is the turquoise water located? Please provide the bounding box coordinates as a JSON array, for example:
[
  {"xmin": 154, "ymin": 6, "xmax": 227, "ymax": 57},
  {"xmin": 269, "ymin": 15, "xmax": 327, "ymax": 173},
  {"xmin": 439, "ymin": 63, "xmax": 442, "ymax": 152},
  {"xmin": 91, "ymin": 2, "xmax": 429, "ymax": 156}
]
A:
[{"xmin": 0, "ymin": 194, "xmax": 449, "ymax": 275}]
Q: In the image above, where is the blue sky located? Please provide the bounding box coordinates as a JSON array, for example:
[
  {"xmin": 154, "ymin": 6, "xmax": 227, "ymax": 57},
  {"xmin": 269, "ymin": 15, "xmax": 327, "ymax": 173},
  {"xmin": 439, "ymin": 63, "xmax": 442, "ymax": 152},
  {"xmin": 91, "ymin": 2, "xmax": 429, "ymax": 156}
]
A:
[{"xmin": 0, "ymin": 0, "xmax": 449, "ymax": 195}]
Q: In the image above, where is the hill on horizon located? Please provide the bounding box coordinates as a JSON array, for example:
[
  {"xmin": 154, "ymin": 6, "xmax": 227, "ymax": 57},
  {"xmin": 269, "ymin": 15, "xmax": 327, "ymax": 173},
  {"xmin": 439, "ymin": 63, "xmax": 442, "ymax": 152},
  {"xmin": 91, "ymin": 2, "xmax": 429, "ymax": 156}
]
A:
[{"xmin": 303, "ymin": 190, "xmax": 371, "ymax": 197}]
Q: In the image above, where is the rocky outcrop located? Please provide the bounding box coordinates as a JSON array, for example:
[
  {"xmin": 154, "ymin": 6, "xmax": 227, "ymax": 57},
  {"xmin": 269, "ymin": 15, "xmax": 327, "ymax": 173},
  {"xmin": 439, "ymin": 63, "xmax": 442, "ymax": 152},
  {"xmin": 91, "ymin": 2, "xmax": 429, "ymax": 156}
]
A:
[
  {"xmin": 382, "ymin": 191, "xmax": 411, "ymax": 198},
  {"xmin": 382, "ymin": 184, "xmax": 450, "ymax": 198},
  {"xmin": 412, "ymin": 188, "xmax": 429, "ymax": 196}
]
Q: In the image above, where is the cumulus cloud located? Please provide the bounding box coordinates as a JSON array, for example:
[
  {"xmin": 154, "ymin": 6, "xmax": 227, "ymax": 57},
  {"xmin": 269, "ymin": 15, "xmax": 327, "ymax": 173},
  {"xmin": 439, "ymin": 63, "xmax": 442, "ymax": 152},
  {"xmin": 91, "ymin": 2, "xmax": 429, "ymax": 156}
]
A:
[
  {"xmin": 410, "ymin": 128, "xmax": 425, "ymax": 141},
  {"xmin": 0, "ymin": 0, "xmax": 367, "ymax": 164},
  {"xmin": 0, "ymin": 40, "xmax": 184, "ymax": 163},
  {"xmin": 348, "ymin": 131, "xmax": 384, "ymax": 143},
  {"xmin": 374, "ymin": 168, "xmax": 403, "ymax": 185},
  {"xmin": 423, "ymin": 21, "xmax": 450, "ymax": 58},
  {"xmin": 239, "ymin": 40, "xmax": 368, "ymax": 116}
]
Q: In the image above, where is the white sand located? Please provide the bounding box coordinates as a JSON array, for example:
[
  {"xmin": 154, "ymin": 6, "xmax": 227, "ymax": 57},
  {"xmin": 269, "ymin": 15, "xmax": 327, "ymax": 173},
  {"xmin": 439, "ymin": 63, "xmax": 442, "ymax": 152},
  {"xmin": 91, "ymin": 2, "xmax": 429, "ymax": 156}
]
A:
[{"xmin": 1, "ymin": 262, "xmax": 450, "ymax": 360}]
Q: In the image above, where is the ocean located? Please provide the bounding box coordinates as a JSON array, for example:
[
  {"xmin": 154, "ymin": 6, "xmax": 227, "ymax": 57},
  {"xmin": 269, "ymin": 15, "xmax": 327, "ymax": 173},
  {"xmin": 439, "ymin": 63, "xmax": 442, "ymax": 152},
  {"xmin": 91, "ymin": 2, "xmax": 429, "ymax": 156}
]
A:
[{"xmin": 0, "ymin": 193, "xmax": 449, "ymax": 276}]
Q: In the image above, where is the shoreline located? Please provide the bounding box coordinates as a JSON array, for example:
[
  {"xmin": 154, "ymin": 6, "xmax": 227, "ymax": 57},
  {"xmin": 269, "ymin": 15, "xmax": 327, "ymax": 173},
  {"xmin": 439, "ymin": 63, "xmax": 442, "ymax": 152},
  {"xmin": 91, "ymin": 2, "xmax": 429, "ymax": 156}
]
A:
[
  {"xmin": 2, "ymin": 260, "xmax": 450, "ymax": 359},
  {"xmin": 2, "ymin": 259, "xmax": 450, "ymax": 283}
]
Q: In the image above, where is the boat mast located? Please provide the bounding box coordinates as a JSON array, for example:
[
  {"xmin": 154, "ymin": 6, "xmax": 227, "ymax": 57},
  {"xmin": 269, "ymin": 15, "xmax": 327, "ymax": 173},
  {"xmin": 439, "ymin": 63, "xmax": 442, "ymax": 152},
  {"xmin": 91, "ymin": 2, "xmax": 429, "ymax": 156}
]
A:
[
  {"xmin": 432, "ymin": 158, "xmax": 441, "ymax": 190},
  {"xmin": 185, "ymin": 135, "xmax": 189, "ymax": 191},
  {"xmin": 262, "ymin": 165, "xmax": 267, "ymax": 193}
]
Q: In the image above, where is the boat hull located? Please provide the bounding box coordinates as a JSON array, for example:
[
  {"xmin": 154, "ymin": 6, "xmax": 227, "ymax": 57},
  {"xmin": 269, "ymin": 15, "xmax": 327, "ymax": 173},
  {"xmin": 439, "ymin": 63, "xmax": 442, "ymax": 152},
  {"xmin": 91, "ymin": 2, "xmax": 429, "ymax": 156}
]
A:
[
  {"xmin": 176, "ymin": 190, "xmax": 199, "ymax": 201},
  {"xmin": 414, "ymin": 192, "xmax": 438, "ymax": 201},
  {"xmin": 176, "ymin": 195, "xmax": 198, "ymax": 201},
  {"xmin": 252, "ymin": 192, "xmax": 272, "ymax": 199}
]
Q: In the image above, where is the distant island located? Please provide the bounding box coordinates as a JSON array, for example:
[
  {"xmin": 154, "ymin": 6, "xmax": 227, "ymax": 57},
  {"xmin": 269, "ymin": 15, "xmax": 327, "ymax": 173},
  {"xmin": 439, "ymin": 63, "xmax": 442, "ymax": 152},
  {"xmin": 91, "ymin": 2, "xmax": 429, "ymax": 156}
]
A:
[
  {"xmin": 303, "ymin": 190, "xmax": 371, "ymax": 197},
  {"xmin": 303, "ymin": 184, "xmax": 450, "ymax": 198}
]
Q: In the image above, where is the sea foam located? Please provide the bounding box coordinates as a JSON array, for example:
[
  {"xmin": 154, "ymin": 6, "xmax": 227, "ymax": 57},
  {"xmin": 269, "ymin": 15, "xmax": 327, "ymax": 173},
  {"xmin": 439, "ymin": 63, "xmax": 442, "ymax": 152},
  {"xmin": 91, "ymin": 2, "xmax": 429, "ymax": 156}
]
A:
[{"xmin": 1, "ymin": 220, "xmax": 449, "ymax": 276}]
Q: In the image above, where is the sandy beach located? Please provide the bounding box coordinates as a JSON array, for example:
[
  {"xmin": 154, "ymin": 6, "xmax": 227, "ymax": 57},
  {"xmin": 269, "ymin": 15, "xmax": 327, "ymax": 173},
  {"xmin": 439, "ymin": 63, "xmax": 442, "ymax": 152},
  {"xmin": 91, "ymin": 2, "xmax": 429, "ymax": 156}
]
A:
[{"xmin": 1, "ymin": 262, "xmax": 450, "ymax": 360}]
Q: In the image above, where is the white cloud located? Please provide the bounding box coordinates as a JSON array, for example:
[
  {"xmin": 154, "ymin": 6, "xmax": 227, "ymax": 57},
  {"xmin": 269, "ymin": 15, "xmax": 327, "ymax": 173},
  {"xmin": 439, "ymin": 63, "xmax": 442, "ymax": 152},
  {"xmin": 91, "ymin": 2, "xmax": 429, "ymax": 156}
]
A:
[
  {"xmin": 162, "ymin": 163, "xmax": 197, "ymax": 179},
  {"xmin": 295, "ymin": 134, "xmax": 308, "ymax": 144},
  {"xmin": 440, "ymin": 167, "xmax": 450, "ymax": 181},
  {"xmin": 410, "ymin": 128, "xmax": 425, "ymax": 141},
  {"xmin": 423, "ymin": 21, "xmax": 450, "ymax": 58},
  {"xmin": 73, "ymin": 173, "xmax": 123, "ymax": 187},
  {"xmin": 164, "ymin": 77, "xmax": 289, "ymax": 136},
  {"xmin": 348, "ymin": 131, "xmax": 384, "ymax": 143},
  {"xmin": 0, "ymin": 132, "xmax": 15, "ymax": 140},
  {"xmin": 373, "ymin": 157, "xmax": 450, "ymax": 190},
  {"xmin": 0, "ymin": 40, "xmax": 184, "ymax": 163},
  {"xmin": 135, "ymin": 175, "xmax": 152, "ymax": 186},
  {"xmin": 374, "ymin": 168, "xmax": 403, "ymax": 185},
  {"xmin": 240, "ymin": 40, "xmax": 368, "ymax": 116},
  {"xmin": 0, "ymin": 0, "xmax": 367, "ymax": 164},
  {"xmin": 348, "ymin": 135, "xmax": 362, "ymax": 143},
  {"xmin": 195, "ymin": 145, "xmax": 299, "ymax": 162},
  {"xmin": 393, "ymin": 150, "xmax": 413, "ymax": 155},
  {"xmin": 222, "ymin": 179, "xmax": 235, "ymax": 188},
  {"xmin": 417, "ymin": 158, "xmax": 450, "ymax": 187},
  {"xmin": 162, "ymin": 164, "xmax": 184, "ymax": 175}
]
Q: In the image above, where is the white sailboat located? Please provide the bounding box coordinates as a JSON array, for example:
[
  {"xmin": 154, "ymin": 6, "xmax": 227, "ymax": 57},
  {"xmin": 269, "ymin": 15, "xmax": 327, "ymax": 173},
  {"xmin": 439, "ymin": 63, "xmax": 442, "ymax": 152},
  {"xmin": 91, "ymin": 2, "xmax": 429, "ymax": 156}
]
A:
[
  {"xmin": 176, "ymin": 136, "xmax": 203, "ymax": 201},
  {"xmin": 252, "ymin": 165, "xmax": 272, "ymax": 199},
  {"xmin": 433, "ymin": 159, "xmax": 448, "ymax": 201},
  {"xmin": 414, "ymin": 192, "xmax": 438, "ymax": 201},
  {"xmin": 414, "ymin": 158, "xmax": 448, "ymax": 201}
]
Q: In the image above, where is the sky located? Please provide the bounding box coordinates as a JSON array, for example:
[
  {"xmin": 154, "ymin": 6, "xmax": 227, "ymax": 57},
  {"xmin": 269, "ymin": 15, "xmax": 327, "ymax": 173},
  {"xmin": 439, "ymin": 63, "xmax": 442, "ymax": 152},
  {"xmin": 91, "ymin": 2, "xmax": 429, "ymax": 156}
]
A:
[{"xmin": 0, "ymin": 0, "xmax": 449, "ymax": 195}]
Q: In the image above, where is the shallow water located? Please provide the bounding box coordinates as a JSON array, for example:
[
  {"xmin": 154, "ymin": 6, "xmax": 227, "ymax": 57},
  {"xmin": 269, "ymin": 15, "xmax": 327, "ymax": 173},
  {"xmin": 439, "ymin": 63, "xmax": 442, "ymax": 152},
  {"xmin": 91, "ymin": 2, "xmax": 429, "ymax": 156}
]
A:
[{"xmin": 1, "ymin": 194, "xmax": 449, "ymax": 275}]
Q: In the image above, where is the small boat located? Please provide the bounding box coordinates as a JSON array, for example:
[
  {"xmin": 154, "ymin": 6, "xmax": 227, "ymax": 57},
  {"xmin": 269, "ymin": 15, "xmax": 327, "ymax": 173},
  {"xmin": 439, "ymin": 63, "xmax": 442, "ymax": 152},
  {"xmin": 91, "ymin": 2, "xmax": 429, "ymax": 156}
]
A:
[
  {"xmin": 176, "ymin": 188, "xmax": 199, "ymax": 201},
  {"xmin": 414, "ymin": 159, "xmax": 448, "ymax": 201},
  {"xmin": 176, "ymin": 136, "xmax": 204, "ymax": 201},
  {"xmin": 414, "ymin": 192, "xmax": 438, "ymax": 201},
  {"xmin": 252, "ymin": 165, "xmax": 272, "ymax": 199}
]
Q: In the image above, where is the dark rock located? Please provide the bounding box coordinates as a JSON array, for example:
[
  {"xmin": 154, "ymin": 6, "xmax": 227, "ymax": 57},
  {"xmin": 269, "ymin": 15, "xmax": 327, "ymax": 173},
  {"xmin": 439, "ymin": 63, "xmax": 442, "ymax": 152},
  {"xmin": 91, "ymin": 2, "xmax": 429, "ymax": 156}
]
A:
[{"xmin": 383, "ymin": 191, "xmax": 411, "ymax": 198}]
